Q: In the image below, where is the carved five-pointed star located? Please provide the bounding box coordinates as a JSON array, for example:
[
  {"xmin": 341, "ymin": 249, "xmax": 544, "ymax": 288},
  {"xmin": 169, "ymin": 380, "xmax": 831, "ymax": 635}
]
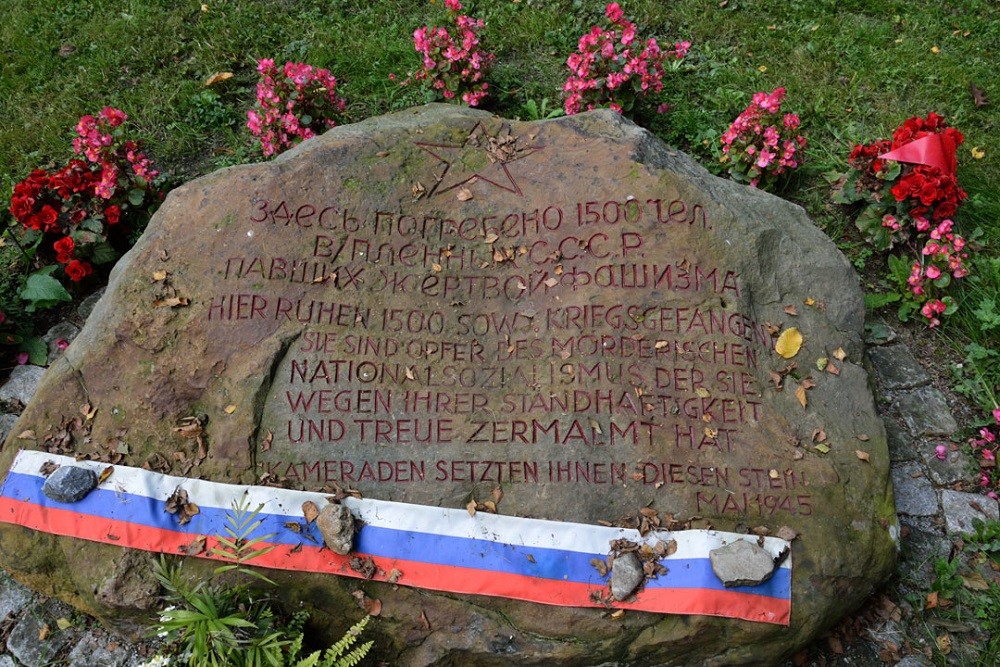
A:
[{"xmin": 416, "ymin": 121, "xmax": 544, "ymax": 197}]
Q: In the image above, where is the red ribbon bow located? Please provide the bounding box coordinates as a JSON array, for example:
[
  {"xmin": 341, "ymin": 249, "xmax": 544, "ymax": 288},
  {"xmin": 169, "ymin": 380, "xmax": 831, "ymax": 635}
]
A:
[{"xmin": 879, "ymin": 133, "xmax": 957, "ymax": 177}]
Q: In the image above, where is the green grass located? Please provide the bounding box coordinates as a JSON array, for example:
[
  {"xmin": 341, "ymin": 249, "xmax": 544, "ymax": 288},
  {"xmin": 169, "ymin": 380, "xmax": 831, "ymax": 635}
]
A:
[{"xmin": 1, "ymin": 0, "xmax": 997, "ymax": 394}]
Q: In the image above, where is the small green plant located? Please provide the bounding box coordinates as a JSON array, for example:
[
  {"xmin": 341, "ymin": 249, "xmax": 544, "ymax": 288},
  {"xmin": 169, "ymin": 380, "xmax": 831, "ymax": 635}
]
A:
[
  {"xmin": 147, "ymin": 494, "xmax": 372, "ymax": 667},
  {"xmin": 521, "ymin": 97, "xmax": 564, "ymax": 121}
]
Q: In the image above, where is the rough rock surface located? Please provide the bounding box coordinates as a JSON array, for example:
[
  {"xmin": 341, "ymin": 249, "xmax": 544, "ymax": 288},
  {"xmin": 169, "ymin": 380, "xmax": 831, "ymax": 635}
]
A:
[
  {"xmin": 42, "ymin": 465, "xmax": 98, "ymax": 503},
  {"xmin": 610, "ymin": 552, "xmax": 644, "ymax": 600},
  {"xmin": 0, "ymin": 105, "xmax": 897, "ymax": 665},
  {"xmin": 316, "ymin": 503, "xmax": 355, "ymax": 555},
  {"xmin": 709, "ymin": 539, "xmax": 778, "ymax": 587}
]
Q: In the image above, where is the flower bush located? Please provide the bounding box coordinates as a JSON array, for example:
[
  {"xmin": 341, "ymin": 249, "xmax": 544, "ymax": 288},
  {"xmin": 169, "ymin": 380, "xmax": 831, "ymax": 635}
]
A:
[
  {"xmin": 9, "ymin": 107, "xmax": 161, "ymax": 284},
  {"xmin": 972, "ymin": 409, "xmax": 1000, "ymax": 500},
  {"xmin": 247, "ymin": 59, "xmax": 347, "ymax": 157},
  {"xmin": 838, "ymin": 113, "xmax": 970, "ymax": 327},
  {"xmin": 407, "ymin": 0, "xmax": 494, "ymax": 106},
  {"xmin": 719, "ymin": 87, "xmax": 806, "ymax": 189},
  {"xmin": 562, "ymin": 2, "xmax": 689, "ymax": 116}
]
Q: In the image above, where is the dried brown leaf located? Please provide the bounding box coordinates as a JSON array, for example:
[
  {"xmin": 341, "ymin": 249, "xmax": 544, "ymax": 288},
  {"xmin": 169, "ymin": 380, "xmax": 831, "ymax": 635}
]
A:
[
  {"xmin": 180, "ymin": 535, "xmax": 207, "ymax": 556},
  {"xmin": 98, "ymin": 466, "xmax": 114, "ymax": 485},
  {"xmin": 856, "ymin": 450, "xmax": 871, "ymax": 462},
  {"xmin": 456, "ymin": 187, "xmax": 473, "ymax": 201},
  {"xmin": 302, "ymin": 500, "xmax": 320, "ymax": 524}
]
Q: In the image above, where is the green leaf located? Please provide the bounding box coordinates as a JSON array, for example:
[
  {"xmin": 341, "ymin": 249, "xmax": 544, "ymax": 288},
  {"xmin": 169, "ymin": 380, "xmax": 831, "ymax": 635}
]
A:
[
  {"xmin": 20, "ymin": 336, "xmax": 48, "ymax": 366},
  {"xmin": 864, "ymin": 291, "xmax": 901, "ymax": 310},
  {"xmin": 80, "ymin": 217, "xmax": 104, "ymax": 233},
  {"xmin": 90, "ymin": 242, "xmax": 119, "ymax": 265},
  {"xmin": 19, "ymin": 272, "xmax": 72, "ymax": 311},
  {"xmin": 933, "ymin": 273, "xmax": 951, "ymax": 289},
  {"xmin": 128, "ymin": 189, "xmax": 145, "ymax": 206}
]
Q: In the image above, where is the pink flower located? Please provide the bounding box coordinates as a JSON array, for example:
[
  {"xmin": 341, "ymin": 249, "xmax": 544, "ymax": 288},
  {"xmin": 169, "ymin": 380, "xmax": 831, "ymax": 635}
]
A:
[
  {"xmin": 16, "ymin": 352, "xmax": 29, "ymax": 365},
  {"xmin": 56, "ymin": 338, "xmax": 69, "ymax": 350},
  {"xmin": 934, "ymin": 444, "xmax": 947, "ymax": 460}
]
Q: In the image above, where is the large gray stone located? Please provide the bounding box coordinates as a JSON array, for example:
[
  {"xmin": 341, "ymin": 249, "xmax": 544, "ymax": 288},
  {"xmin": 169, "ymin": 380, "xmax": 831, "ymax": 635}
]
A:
[
  {"xmin": 67, "ymin": 632, "xmax": 135, "ymax": 667},
  {"xmin": 866, "ymin": 345, "xmax": 930, "ymax": 390},
  {"xmin": 610, "ymin": 552, "xmax": 644, "ymax": 600},
  {"xmin": 0, "ymin": 105, "xmax": 897, "ymax": 666},
  {"xmin": 6, "ymin": 600, "xmax": 73, "ymax": 667},
  {"xmin": 895, "ymin": 387, "xmax": 958, "ymax": 437},
  {"xmin": 0, "ymin": 574, "xmax": 35, "ymax": 619},
  {"xmin": 0, "ymin": 414, "xmax": 18, "ymax": 446},
  {"xmin": 0, "ymin": 365, "xmax": 45, "ymax": 407},
  {"xmin": 940, "ymin": 490, "xmax": 1000, "ymax": 535},
  {"xmin": 890, "ymin": 463, "xmax": 938, "ymax": 517},
  {"xmin": 709, "ymin": 539, "xmax": 777, "ymax": 587},
  {"xmin": 42, "ymin": 465, "xmax": 98, "ymax": 503}
]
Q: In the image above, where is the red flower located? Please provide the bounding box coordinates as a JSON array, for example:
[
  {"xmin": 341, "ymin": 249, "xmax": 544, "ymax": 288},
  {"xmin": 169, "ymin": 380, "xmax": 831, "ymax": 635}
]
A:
[
  {"xmin": 34, "ymin": 204, "xmax": 61, "ymax": 233},
  {"xmin": 0, "ymin": 310, "xmax": 5, "ymax": 326},
  {"xmin": 104, "ymin": 204, "xmax": 121, "ymax": 225},
  {"xmin": 64, "ymin": 259, "xmax": 93, "ymax": 282},
  {"xmin": 53, "ymin": 236, "xmax": 75, "ymax": 263},
  {"xmin": 10, "ymin": 194, "xmax": 35, "ymax": 222}
]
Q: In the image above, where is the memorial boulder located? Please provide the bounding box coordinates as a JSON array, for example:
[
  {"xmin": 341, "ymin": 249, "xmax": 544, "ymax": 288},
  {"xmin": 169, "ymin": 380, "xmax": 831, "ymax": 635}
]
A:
[{"xmin": 0, "ymin": 105, "xmax": 896, "ymax": 665}]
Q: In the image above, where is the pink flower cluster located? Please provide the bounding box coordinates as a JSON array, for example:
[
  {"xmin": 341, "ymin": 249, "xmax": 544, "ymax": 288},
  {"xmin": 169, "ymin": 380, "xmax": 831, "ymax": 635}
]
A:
[
  {"xmin": 972, "ymin": 409, "xmax": 1000, "ymax": 500},
  {"xmin": 409, "ymin": 0, "xmax": 494, "ymax": 106},
  {"xmin": 720, "ymin": 87, "xmax": 806, "ymax": 188},
  {"xmin": 562, "ymin": 3, "xmax": 689, "ymax": 116},
  {"xmin": 247, "ymin": 59, "xmax": 346, "ymax": 157},
  {"xmin": 903, "ymin": 217, "xmax": 969, "ymax": 327},
  {"xmin": 9, "ymin": 107, "xmax": 160, "ymax": 283}
]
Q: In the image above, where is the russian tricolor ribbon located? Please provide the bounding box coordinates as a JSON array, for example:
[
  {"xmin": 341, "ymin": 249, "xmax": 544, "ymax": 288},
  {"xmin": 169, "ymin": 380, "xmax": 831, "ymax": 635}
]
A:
[{"xmin": 0, "ymin": 450, "xmax": 790, "ymax": 624}]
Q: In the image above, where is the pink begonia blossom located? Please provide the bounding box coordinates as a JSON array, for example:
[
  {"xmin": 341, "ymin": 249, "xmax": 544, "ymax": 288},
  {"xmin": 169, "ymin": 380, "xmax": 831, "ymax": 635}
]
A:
[
  {"xmin": 562, "ymin": 4, "xmax": 688, "ymax": 115},
  {"xmin": 720, "ymin": 87, "xmax": 806, "ymax": 188},
  {"xmin": 16, "ymin": 352, "xmax": 29, "ymax": 365},
  {"xmin": 406, "ymin": 2, "xmax": 493, "ymax": 107},
  {"xmin": 934, "ymin": 444, "xmax": 947, "ymax": 460}
]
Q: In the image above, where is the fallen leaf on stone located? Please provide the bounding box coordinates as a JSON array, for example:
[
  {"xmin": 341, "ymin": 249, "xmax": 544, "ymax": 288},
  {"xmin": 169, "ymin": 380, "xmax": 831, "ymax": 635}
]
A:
[
  {"xmin": 98, "ymin": 466, "xmax": 114, "ymax": 485},
  {"xmin": 783, "ymin": 305, "xmax": 798, "ymax": 316},
  {"xmin": 18, "ymin": 430, "xmax": 36, "ymax": 440},
  {"xmin": 775, "ymin": 327, "xmax": 803, "ymax": 358},
  {"xmin": 815, "ymin": 357, "xmax": 828, "ymax": 371},
  {"xmin": 405, "ymin": 367, "xmax": 415, "ymax": 380},
  {"xmin": 180, "ymin": 536, "xmax": 207, "ymax": 556},
  {"xmin": 456, "ymin": 187, "xmax": 473, "ymax": 201},
  {"xmin": 590, "ymin": 558, "xmax": 609, "ymax": 576},
  {"xmin": 925, "ymin": 591, "xmax": 939, "ymax": 610},
  {"xmin": 387, "ymin": 568, "xmax": 403, "ymax": 584},
  {"xmin": 411, "ymin": 182, "xmax": 425, "ymax": 198},
  {"xmin": 284, "ymin": 521, "xmax": 302, "ymax": 533},
  {"xmin": 544, "ymin": 277, "xmax": 558, "ymax": 287},
  {"xmin": 812, "ymin": 428, "xmax": 827, "ymax": 443},
  {"xmin": 302, "ymin": 501, "xmax": 320, "ymax": 524},
  {"xmin": 492, "ymin": 486, "xmax": 504, "ymax": 504},
  {"xmin": 153, "ymin": 296, "xmax": 189, "ymax": 308},
  {"xmin": 776, "ymin": 526, "xmax": 798, "ymax": 541},
  {"xmin": 224, "ymin": 404, "xmax": 237, "ymax": 414},
  {"xmin": 832, "ymin": 347, "xmax": 847, "ymax": 361},
  {"xmin": 795, "ymin": 384, "xmax": 808, "ymax": 408},
  {"xmin": 815, "ymin": 443, "xmax": 830, "ymax": 454},
  {"xmin": 81, "ymin": 403, "xmax": 97, "ymax": 420},
  {"xmin": 856, "ymin": 450, "xmax": 870, "ymax": 462},
  {"xmin": 935, "ymin": 633, "xmax": 951, "ymax": 655},
  {"xmin": 349, "ymin": 556, "xmax": 377, "ymax": 579},
  {"xmin": 466, "ymin": 499, "xmax": 477, "ymax": 517},
  {"xmin": 857, "ymin": 433, "xmax": 870, "ymax": 441},
  {"xmin": 204, "ymin": 72, "xmax": 233, "ymax": 87},
  {"xmin": 419, "ymin": 609, "xmax": 431, "ymax": 631},
  {"xmin": 56, "ymin": 617, "xmax": 72, "ymax": 631},
  {"xmin": 610, "ymin": 609, "xmax": 625, "ymax": 620},
  {"xmin": 351, "ymin": 589, "xmax": 382, "ymax": 616},
  {"xmin": 484, "ymin": 232, "xmax": 499, "ymax": 244},
  {"xmin": 40, "ymin": 461, "xmax": 59, "ymax": 476},
  {"xmin": 793, "ymin": 450, "xmax": 804, "ymax": 460},
  {"xmin": 825, "ymin": 362, "xmax": 840, "ymax": 376},
  {"xmin": 695, "ymin": 387, "xmax": 711, "ymax": 398},
  {"xmin": 432, "ymin": 263, "xmax": 442, "ymax": 272},
  {"xmin": 38, "ymin": 623, "xmax": 50, "ymax": 641},
  {"xmin": 262, "ymin": 429, "xmax": 273, "ymax": 451},
  {"xmin": 804, "ymin": 297, "xmax": 816, "ymax": 306}
]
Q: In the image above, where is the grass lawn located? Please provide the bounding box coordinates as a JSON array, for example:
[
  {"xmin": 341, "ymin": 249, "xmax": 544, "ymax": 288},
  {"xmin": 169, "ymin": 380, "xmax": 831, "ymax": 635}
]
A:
[{"xmin": 1, "ymin": 0, "xmax": 998, "ymax": 663}]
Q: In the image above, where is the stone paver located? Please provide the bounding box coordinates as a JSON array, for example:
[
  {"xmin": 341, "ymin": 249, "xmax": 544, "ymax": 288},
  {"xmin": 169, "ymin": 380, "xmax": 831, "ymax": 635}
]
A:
[
  {"xmin": 0, "ymin": 414, "xmax": 18, "ymax": 447},
  {"xmin": 895, "ymin": 386, "xmax": 959, "ymax": 437},
  {"xmin": 890, "ymin": 463, "xmax": 938, "ymax": 517},
  {"xmin": 941, "ymin": 490, "xmax": 1000, "ymax": 535},
  {"xmin": 6, "ymin": 600, "xmax": 74, "ymax": 667},
  {"xmin": 0, "ymin": 365, "xmax": 45, "ymax": 408},
  {"xmin": 67, "ymin": 633, "xmax": 134, "ymax": 667},
  {"xmin": 0, "ymin": 575, "xmax": 35, "ymax": 619},
  {"xmin": 867, "ymin": 345, "xmax": 931, "ymax": 390}
]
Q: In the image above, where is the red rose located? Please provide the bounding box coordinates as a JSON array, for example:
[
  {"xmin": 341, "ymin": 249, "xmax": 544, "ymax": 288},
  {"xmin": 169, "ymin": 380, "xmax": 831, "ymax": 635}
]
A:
[
  {"xmin": 104, "ymin": 204, "xmax": 121, "ymax": 225},
  {"xmin": 53, "ymin": 236, "xmax": 75, "ymax": 263},
  {"xmin": 64, "ymin": 259, "xmax": 93, "ymax": 282}
]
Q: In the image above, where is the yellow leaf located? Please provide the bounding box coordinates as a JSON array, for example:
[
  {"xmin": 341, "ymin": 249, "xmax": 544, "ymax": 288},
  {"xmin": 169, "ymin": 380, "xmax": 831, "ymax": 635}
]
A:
[
  {"xmin": 971, "ymin": 146, "xmax": 985, "ymax": 159},
  {"xmin": 152, "ymin": 270, "xmax": 168, "ymax": 281},
  {"xmin": 816, "ymin": 357, "xmax": 828, "ymax": 371},
  {"xmin": 775, "ymin": 327, "xmax": 803, "ymax": 358},
  {"xmin": 695, "ymin": 387, "xmax": 711, "ymax": 398},
  {"xmin": 758, "ymin": 65, "xmax": 767, "ymax": 72},
  {"xmin": 832, "ymin": 346, "xmax": 847, "ymax": 361},
  {"xmin": 931, "ymin": 45, "xmax": 941, "ymax": 54},
  {"xmin": 56, "ymin": 617, "xmax": 72, "ymax": 631},
  {"xmin": 804, "ymin": 297, "xmax": 816, "ymax": 306},
  {"xmin": 204, "ymin": 72, "xmax": 233, "ymax": 87},
  {"xmin": 815, "ymin": 443, "xmax": 830, "ymax": 454},
  {"xmin": 224, "ymin": 404, "xmax": 237, "ymax": 414}
]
